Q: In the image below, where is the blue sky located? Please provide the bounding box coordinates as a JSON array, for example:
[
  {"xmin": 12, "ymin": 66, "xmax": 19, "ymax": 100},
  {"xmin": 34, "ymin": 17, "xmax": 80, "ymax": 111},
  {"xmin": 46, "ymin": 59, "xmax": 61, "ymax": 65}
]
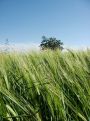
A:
[{"xmin": 0, "ymin": 0, "xmax": 90, "ymax": 49}]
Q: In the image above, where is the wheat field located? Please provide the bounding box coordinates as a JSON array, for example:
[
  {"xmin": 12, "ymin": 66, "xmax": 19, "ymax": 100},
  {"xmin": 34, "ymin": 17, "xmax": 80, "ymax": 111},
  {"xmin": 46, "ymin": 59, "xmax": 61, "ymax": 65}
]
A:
[{"xmin": 0, "ymin": 49, "xmax": 90, "ymax": 121}]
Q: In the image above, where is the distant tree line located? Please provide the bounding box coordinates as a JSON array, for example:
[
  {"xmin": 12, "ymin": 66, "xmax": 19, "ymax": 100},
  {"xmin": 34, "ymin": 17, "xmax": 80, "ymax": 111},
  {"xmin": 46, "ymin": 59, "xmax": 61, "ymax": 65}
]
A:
[{"xmin": 3, "ymin": 36, "xmax": 64, "ymax": 52}]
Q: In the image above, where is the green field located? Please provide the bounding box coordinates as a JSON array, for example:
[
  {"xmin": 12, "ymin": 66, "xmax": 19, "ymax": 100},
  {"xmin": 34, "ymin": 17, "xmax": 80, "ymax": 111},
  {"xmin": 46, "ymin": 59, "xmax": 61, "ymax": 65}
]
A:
[{"xmin": 0, "ymin": 50, "xmax": 90, "ymax": 121}]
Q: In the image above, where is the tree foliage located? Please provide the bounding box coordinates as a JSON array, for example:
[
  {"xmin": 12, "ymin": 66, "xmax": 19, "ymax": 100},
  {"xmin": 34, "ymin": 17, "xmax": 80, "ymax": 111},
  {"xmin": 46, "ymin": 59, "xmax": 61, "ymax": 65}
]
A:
[{"xmin": 40, "ymin": 36, "xmax": 63, "ymax": 50}]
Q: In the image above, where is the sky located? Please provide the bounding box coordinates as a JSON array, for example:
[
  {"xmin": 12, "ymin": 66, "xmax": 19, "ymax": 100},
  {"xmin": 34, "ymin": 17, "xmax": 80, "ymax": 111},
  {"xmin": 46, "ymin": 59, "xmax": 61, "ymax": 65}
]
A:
[{"xmin": 0, "ymin": 0, "xmax": 90, "ymax": 50}]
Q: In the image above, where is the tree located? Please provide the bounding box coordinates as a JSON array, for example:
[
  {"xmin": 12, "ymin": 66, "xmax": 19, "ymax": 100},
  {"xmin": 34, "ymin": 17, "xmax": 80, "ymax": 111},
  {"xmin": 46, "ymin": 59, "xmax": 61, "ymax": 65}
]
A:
[
  {"xmin": 40, "ymin": 36, "xmax": 63, "ymax": 50},
  {"xmin": 5, "ymin": 38, "xmax": 9, "ymax": 52}
]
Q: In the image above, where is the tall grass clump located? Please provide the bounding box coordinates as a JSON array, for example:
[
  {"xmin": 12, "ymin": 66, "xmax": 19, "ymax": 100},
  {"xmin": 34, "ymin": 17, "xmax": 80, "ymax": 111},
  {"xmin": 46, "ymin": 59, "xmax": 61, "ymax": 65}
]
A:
[{"xmin": 0, "ymin": 49, "xmax": 90, "ymax": 121}]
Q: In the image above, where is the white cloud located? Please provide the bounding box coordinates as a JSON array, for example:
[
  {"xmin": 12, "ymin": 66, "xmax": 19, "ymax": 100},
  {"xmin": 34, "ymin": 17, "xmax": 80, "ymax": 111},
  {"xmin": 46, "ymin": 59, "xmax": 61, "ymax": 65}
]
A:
[
  {"xmin": 63, "ymin": 45, "xmax": 89, "ymax": 50},
  {"xmin": 0, "ymin": 43, "xmax": 90, "ymax": 52},
  {"xmin": 0, "ymin": 43, "xmax": 40, "ymax": 52}
]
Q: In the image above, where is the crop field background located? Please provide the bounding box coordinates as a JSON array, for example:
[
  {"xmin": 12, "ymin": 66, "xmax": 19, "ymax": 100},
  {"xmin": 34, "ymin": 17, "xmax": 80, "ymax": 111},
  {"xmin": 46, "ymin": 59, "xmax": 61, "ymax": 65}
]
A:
[{"xmin": 0, "ymin": 50, "xmax": 90, "ymax": 121}]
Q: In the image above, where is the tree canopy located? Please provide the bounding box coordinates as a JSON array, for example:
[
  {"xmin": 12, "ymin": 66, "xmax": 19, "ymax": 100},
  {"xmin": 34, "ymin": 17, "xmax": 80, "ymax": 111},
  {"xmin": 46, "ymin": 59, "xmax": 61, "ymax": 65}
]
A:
[{"xmin": 40, "ymin": 36, "xmax": 63, "ymax": 50}]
